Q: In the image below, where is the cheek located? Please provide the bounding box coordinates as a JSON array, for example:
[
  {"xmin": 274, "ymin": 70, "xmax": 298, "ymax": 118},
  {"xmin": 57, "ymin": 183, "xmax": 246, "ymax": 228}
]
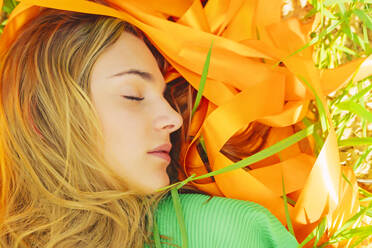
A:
[
  {"xmin": 102, "ymin": 110, "xmax": 149, "ymax": 155},
  {"xmin": 92, "ymin": 95, "xmax": 152, "ymax": 160}
]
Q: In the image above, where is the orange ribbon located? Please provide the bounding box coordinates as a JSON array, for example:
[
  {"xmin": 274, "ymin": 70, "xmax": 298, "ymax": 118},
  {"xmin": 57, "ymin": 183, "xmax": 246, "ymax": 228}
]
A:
[{"xmin": 1, "ymin": 0, "xmax": 371, "ymax": 245}]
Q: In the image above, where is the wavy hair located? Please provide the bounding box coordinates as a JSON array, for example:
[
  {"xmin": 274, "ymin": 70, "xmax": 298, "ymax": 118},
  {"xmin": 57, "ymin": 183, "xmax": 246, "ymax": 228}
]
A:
[
  {"xmin": 0, "ymin": 3, "xmax": 272, "ymax": 248},
  {"xmin": 0, "ymin": 7, "xmax": 174, "ymax": 248}
]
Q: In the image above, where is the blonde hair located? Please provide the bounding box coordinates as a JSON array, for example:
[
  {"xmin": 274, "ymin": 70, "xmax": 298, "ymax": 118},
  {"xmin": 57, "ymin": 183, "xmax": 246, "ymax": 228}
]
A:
[
  {"xmin": 0, "ymin": 3, "xmax": 274, "ymax": 247},
  {"xmin": 0, "ymin": 8, "xmax": 170, "ymax": 248}
]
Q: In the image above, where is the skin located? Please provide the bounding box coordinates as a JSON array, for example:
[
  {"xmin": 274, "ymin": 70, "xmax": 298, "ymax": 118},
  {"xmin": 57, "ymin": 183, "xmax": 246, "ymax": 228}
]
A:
[{"xmin": 90, "ymin": 32, "xmax": 183, "ymax": 194}]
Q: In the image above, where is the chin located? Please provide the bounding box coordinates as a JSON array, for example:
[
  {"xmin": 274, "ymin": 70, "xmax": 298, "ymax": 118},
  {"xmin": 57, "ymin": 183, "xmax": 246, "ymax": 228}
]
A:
[
  {"xmin": 137, "ymin": 175, "xmax": 170, "ymax": 195},
  {"xmin": 152, "ymin": 175, "xmax": 170, "ymax": 192}
]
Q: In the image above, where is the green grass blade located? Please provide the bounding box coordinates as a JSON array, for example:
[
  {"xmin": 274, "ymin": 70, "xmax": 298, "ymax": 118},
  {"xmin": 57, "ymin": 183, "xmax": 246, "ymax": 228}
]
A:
[
  {"xmin": 337, "ymin": 3, "xmax": 346, "ymax": 15},
  {"xmin": 362, "ymin": 23, "xmax": 369, "ymax": 50},
  {"xmin": 336, "ymin": 101, "xmax": 372, "ymax": 122},
  {"xmin": 335, "ymin": 44, "xmax": 357, "ymax": 55},
  {"xmin": 323, "ymin": 8, "xmax": 337, "ymax": 19},
  {"xmin": 298, "ymin": 75, "xmax": 329, "ymax": 134},
  {"xmin": 298, "ymin": 230, "xmax": 316, "ymax": 248},
  {"xmin": 353, "ymin": 147, "xmax": 372, "ymax": 170},
  {"xmin": 171, "ymin": 188, "xmax": 188, "ymax": 248},
  {"xmin": 360, "ymin": 196, "xmax": 372, "ymax": 202},
  {"xmin": 324, "ymin": 0, "xmax": 372, "ymax": 5},
  {"xmin": 302, "ymin": 118, "xmax": 324, "ymax": 156},
  {"xmin": 349, "ymin": 231, "xmax": 372, "ymax": 248},
  {"xmin": 332, "ymin": 201, "xmax": 372, "ymax": 238},
  {"xmin": 341, "ymin": 172, "xmax": 352, "ymax": 187},
  {"xmin": 335, "ymin": 112, "xmax": 354, "ymax": 141},
  {"xmin": 353, "ymin": 9, "xmax": 372, "ymax": 30},
  {"xmin": 338, "ymin": 137, "xmax": 372, "ymax": 147},
  {"xmin": 277, "ymin": 19, "xmax": 342, "ymax": 63},
  {"xmin": 199, "ymin": 135, "xmax": 207, "ymax": 154},
  {"xmin": 349, "ymin": 81, "xmax": 372, "ymax": 102},
  {"xmin": 338, "ymin": 225, "xmax": 372, "ymax": 244},
  {"xmin": 153, "ymin": 217, "xmax": 162, "ymax": 248},
  {"xmin": 191, "ymin": 41, "xmax": 214, "ymax": 119},
  {"xmin": 193, "ymin": 124, "xmax": 316, "ymax": 181},
  {"xmin": 176, "ymin": 174, "xmax": 196, "ymax": 190},
  {"xmin": 359, "ymin": 186, "xmax": 372, "ymax": 198},
  {"xmin": 314, "ymin": 216, "xmax": 328, "ymax": 247},
  {"xmin": 324, "ymin": 0, "xmax": 354, "ymax": 6},
  {"xmin": 297, "ymin": 217, "xmax": 327, "ymax": 248},
  {"xmin": 159, "ymin": 124, "xmax": 316, "ymax": 192},
  {"xmin": 281, "ymin": 175, "xmax": 295, "ymax": 237}
]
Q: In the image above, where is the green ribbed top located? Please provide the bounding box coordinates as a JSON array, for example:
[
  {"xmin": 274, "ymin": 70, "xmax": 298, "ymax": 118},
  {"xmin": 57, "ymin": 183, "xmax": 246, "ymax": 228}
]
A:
[{"xmin": 145, "ymin": 193, "xmax": 298, "ymax": 248}]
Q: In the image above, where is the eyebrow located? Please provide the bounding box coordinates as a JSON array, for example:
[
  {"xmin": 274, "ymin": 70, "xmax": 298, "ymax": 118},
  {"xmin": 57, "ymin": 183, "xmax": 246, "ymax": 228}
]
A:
[
  {"xmin": 108, "ymin": 69, "xmax": 155, "ymax": 82},
  {"xmin": 108, "ymin": 68, "xmax": 167, "ymax": 93}
]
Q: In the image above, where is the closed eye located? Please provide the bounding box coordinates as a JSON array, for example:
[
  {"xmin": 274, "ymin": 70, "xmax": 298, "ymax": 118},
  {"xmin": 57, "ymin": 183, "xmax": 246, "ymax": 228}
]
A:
[{"xmin": 122, "ymin": 95, "xmax": 144, "ymax": 101}]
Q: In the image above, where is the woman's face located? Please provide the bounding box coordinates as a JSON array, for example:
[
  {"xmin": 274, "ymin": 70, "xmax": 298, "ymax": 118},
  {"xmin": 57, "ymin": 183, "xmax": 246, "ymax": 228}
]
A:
[{"xmin": 90, "ymin": 32, "xmax": 183, "ymax": 194}]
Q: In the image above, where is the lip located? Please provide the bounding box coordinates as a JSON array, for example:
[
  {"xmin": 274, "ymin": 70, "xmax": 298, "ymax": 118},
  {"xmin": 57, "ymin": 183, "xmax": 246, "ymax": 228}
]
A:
[
  {"xmin": 147, "ymin": 143, "xmax": 172, "ymax": 163},
  {"xmin": 148, "ymin": 151, "xmax": 171, "ymax": 163},
  {"xmin": 148, "ymin": 143, "xmax": 172, "ymax": 153}
]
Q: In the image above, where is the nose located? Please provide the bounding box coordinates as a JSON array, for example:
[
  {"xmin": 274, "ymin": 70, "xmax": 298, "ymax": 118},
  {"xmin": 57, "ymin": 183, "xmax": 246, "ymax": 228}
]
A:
[{"xmin": 154, "ymin": 100, "xmax": 183, "ymax": 133}]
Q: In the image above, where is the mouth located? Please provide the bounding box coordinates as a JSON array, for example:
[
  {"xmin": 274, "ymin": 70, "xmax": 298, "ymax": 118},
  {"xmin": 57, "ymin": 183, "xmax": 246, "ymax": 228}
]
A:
[{"xmin": 147, "ymin": 151, "xmax": 171, "ymax": 163}]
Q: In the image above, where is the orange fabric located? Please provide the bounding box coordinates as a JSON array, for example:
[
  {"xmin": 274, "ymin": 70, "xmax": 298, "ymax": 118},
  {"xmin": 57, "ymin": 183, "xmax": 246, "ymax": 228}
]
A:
[{"xmin": 1, "ymin": 0, "xmax": 371, "ymax": 245}]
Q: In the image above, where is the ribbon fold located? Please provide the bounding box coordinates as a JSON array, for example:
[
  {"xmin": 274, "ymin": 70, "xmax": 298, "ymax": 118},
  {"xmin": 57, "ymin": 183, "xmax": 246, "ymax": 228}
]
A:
[{"xmin": 1, "ymin": 0, "xmax": 371, "ymax": 245}]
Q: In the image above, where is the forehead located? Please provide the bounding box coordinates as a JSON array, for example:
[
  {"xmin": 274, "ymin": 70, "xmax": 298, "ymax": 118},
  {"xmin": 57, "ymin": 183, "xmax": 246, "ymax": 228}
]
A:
[{"xmin": 91, "ymin": 32, "xmax": 162, "ymax": 81}]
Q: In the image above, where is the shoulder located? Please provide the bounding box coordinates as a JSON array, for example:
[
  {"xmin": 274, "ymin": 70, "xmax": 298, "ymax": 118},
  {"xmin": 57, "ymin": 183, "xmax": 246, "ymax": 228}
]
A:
[
  {"xmin": 158, "ymin": 193, "xmax": 275, "ymax": 224},
  {"xmin": 155, "ymin": 193, "xmax": 298, "ymax": 248}
]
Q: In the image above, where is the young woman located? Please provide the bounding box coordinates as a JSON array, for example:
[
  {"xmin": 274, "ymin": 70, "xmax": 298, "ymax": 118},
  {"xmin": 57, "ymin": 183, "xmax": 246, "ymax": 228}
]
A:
[{"xmin": 0, "ymin": 5, "xmax": 299, "ymax": 248}]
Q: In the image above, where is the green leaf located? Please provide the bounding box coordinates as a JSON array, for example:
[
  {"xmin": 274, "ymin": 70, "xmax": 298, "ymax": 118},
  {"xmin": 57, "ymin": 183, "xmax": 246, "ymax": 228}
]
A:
[
  {"xmin": 191, "ymin": 41, "xmax": 213, "ymax": 118},
  {"xmin": 171, "ymin": 188, "xmax": 188, "ymax": 248}
]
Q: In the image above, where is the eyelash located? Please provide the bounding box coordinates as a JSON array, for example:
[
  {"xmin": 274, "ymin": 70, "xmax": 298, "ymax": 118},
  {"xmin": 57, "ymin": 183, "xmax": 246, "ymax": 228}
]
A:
[
  {"xmin": 122, "ymin": 95, "xmax": 144, "ymax": 101},
  {"xmin": 122, "ymin": 88, "xmax": 167, "ymax": 102}
]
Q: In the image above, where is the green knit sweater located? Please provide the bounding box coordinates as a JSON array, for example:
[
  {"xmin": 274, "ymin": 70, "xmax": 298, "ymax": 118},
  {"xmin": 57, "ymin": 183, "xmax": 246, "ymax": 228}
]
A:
[{"xmin": 145, "ymin": 193, "xmax": 298, "ymax": 248}]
